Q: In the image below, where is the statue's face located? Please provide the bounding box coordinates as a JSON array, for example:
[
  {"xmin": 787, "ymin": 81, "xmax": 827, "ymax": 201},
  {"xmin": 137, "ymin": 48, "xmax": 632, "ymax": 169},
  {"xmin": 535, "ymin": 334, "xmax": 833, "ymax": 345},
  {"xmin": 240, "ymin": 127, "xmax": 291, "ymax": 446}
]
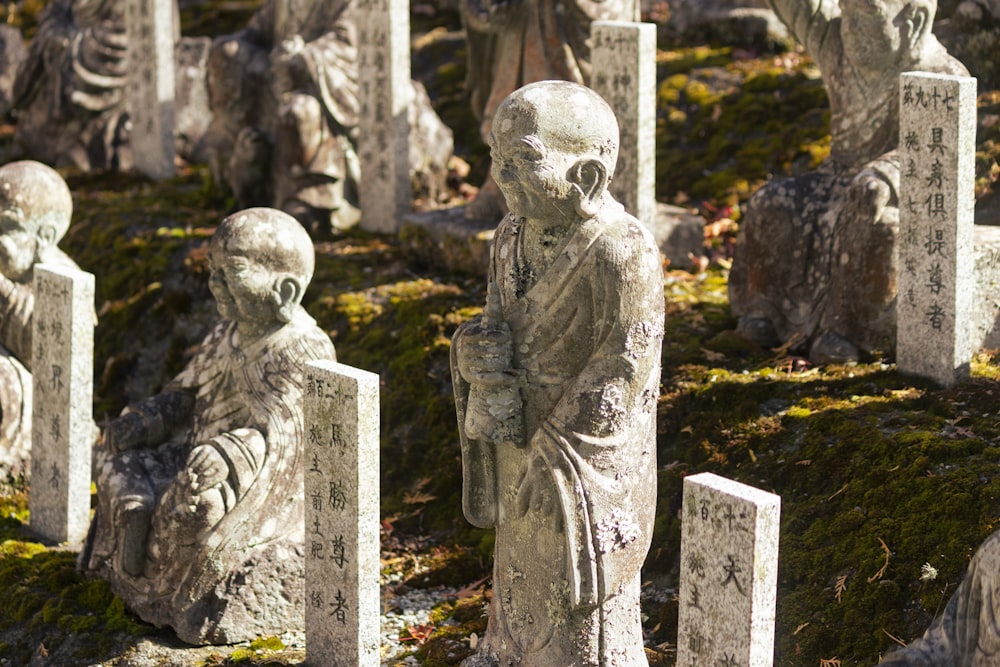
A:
[
  {"xmin": 489, "ymin": 112, "xmax": 577, "ymax": 221},
  {"xmin": 208, "ymin": 235, "xmax": 279, "ymax": 328},
  {"xmin": 0, "ymin": 206, "xmax": 39, "ymax": 282},
  {"xmin": 840, "ymin": 0, "xmax": 907, "ymax": 68}
]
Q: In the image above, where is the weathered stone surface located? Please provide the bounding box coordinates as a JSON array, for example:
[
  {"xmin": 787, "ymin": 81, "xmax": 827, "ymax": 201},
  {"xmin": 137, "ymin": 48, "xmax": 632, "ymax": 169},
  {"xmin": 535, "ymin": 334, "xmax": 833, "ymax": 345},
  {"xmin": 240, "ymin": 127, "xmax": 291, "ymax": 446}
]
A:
[
  {"xmin": 878, "ymin": 528, "xmax": 1000, "ymax": 666},
  {"xmin": 81, "ymin": 208, "xmax": 336, "ymax": 645},
  {"xmin": 451, "ymin": 81, "xmax": 664, "ymax": 665},
  {"xmin": 592, "ymin": 21, "xmax": 657, "ymax": 230},
  {"xmin": 677, "ymin": 473, "xmax": 780, "ymax": 667},
  {"xmin": 0, "ymin": 26, "xmax": 27, "ymax": 119},
  {"xmin": 357, "ymin": 0, "xmax": 411, "ymax": 234},
  {"xmin": 126, "ymin": 0, "xmax": 176, "ymax": 180},
  {"xmin": 459, "ymin": 0, "xmax": 639, "ymax": 222},
  {"xmin": 667, "ymin": 0, "xmax": 791, "ymax": 48},
  {"xmin": 728, "ymin": 0, "xmax": 968, "ymax": 365},
  {"xmin": 12, "ymin": 0, "xmax": 132, "ymax": 170},
  {"xmin": 29, "ymin": 265, "xmax": 95, "ymax": 547},
  {"xmin": 174, "ymin": 37, "xmax": 211, "ymax": 165},
  {"xmin": 0, "ymin": 161, "xmax": 84, "ymax": 480},
  {"xmin": 399, "ymin": 206, "xmax": 495, "ymax": 277},
  {"xmin": 303, "ymin": 360, "xmax": 379, "ymax": 666},
  {"xmin": 896, "ymin": 73, "xmax": 976, "ymax": 387},
  {"xmin": 971, "ymin": 225, "xmax": 1000, "ymax": 352}
]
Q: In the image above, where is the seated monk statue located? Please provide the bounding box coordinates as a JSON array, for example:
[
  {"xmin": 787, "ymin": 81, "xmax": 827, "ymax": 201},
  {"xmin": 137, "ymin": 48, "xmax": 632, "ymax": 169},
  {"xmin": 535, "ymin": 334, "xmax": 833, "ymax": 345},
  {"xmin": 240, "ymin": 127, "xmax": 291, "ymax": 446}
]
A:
[
  {"xmin": 204, "ymin": 0, "xmax": 361, "ymax": 234},
  {"xmin": 727, "ymin": 0, "xmax": 967, "ymax": 364},
  {"xmin": 80, "ymin": 207, "xmax": 336, "ymax": 645},
  {"xmin": 878, "ymin": 529, "xmax": 1000, "ymax": 666},
  {"xmin": 451, "ymin": 81, "xmax": 664, "ymax": 665},
  {"xmin": 10, "ymin": 0, "xmax": 133, "ymax": 170},
  {"xmin": 460, "ymin": 0, "xmax": 639, "ymax": 221},
  {"xmin": 0, "ymin": 161, "xmax": 83, "ymax": 476}
]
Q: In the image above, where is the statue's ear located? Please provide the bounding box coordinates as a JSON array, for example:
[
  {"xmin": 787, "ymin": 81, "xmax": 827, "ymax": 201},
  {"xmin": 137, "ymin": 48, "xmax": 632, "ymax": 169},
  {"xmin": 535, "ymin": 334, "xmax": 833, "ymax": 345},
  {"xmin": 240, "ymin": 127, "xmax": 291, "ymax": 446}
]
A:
[
  {"xmin": 36, "ymin": 224, "xmax": 57, "ymax": 251},
  {"xmin": 274, "ymin": 276, "xmax": 303, "ymax": 323},
  {"xmin": 568, "ymin": 158, "xmax": 609, "ymax": 219},
  {"xmin": 904, "ymin": 3, "xmax": 929, "ymax": 52}
]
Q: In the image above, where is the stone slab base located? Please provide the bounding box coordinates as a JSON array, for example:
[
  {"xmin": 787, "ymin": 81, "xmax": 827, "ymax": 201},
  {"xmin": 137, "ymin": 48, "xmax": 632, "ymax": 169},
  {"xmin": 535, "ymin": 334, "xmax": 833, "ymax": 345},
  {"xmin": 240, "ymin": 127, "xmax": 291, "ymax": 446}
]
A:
[{"xmin": 399, "ymin": 202, "xmax": 706, "ymax": 277}]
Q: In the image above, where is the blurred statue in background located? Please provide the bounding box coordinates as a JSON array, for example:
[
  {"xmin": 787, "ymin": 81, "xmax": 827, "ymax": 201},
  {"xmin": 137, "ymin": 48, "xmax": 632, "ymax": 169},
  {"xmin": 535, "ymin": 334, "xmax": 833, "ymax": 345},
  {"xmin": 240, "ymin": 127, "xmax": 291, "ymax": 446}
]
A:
[
  {"xmin": 81, "ymin": 208, "xmax": 336, "ymax": 645},
  {"xmin": 728, "ymin": 0, "xmax": 967, "ymax": 364},
  {"xmin": 460, "ymin": 0, "xmax": 639, "ymax": 221},
  {"xmin": 205, "ymin": 0, "xmax": 362, "ymax": 234},
  {"xmin": 12, "ymin": 0, "xmax": 136, "ymax": 170}
]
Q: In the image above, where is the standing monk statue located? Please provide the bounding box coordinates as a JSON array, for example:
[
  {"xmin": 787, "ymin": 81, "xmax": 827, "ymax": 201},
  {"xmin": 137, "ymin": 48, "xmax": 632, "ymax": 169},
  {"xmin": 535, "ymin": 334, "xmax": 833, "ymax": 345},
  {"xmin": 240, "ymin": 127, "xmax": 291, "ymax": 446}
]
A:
[
  {"xmin": 81, "ymin": 208, "xmax": 336, "ymax": 644},
  {"xmin": 451, "ymin": 81, "xmax": 664, "ymax": 666},
  {"xmin": 728, "ymin": 0, "xmax": 967, "ymax": 364},
  {"xmin": 461, "ymin": 0, "xmax": 639, "ymax": 221}
]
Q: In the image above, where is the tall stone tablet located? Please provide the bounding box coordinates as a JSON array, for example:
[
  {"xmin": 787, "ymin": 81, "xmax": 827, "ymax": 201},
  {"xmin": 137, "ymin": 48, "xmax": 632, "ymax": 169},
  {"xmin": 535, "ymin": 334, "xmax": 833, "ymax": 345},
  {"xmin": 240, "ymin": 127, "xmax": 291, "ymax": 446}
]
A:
[
  {"xmin": 356, "ymin": 0, "xmax": 411, "ymax": 234},
  {"xmin": 591, "ymin": 21, "xmax": 657, "ymax": 229},
  {"xmin": 29, "ymin": 265, "xmax": 95, "ymax": 546},
  {"xmin": 677, "ymin": 472, "xmax": 781, "ymax": 667},
  {"xmin": 897, "ymin": 72, "xmax": 977, "ymax": 387},
  {"xmin": 304, "ymin": 360, "xmax": 380, "ymax": 666},
  {"xmin": 125, "ymin": 0, "xmax": 176, "ymax": 180}
]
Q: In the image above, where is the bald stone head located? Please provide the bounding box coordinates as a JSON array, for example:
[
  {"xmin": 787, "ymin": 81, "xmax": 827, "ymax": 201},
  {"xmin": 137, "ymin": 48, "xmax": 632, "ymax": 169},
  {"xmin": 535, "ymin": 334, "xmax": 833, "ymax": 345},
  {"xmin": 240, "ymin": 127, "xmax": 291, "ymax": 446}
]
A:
[
  {"xmin": 209, "ymin": 208, "xmax": 315, "ymax": 332},
  {"xmin": 489, "ymin": 81, "xmax": 621, "ymax": 221},
  {"xmin": 0, "ymin": 160, "xmax": 73, "ymax": 241}
]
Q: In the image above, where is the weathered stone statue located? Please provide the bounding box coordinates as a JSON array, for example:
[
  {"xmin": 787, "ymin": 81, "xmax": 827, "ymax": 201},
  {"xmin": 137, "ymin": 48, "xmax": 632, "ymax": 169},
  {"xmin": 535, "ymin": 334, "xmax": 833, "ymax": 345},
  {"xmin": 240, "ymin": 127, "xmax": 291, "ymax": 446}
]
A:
[
  {"xmin": 460, "ymin": 0, "xmax": 639, "ymax": 221},
  {"xmin": 205, "ymin": 0, "xmax": 362, "ymax": 233},
  {"xmin": 878, "ymin": 530, "xmax": 1000, "ymax": 666},
  {"xmin": 80, "ymin": 208, "xmax": 336, "ymax": 644},
  {"xmin": 451, "ymin": 81, "xmax": 664, "ymax": 666},
  {"xmin": 0, "ymin": 161, "xmax": 82, "ymax": 477},
  {"xmin": 728, "ymin": 0, "xmax": 968, "ymax": 364},
  {"xmin": 11, "ymin": 0, "xmax": 133, "ymax": 170}
]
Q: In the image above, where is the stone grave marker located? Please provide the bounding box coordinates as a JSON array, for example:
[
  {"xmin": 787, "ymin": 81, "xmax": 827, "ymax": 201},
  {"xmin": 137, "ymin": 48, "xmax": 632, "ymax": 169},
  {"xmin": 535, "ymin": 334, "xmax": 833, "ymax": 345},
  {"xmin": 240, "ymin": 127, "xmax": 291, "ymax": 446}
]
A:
[
  {"xmin": 677, "ymin": 472, "xmax": 781, "ymax": 667},
  {"xmin": 591, "ymin": 20, "xmax": 657, "ymax": 229},
  {"xmin": 29, "ymin": 265, "xmax": 95, "ymax": 546},
  {"xmin": 125, "ymin": 0, "xmax": 176, "ymax": 180},
  {"xmin": 897, "ymin": 72, "xmax": 977, "ymax": 387},
  {"xmin": 356, "ymin": 0, "xmax": 411, "ymax": 234},
  {"xmin": 304, "ymin": 360, "xmax": 380, "ymax": 666}
]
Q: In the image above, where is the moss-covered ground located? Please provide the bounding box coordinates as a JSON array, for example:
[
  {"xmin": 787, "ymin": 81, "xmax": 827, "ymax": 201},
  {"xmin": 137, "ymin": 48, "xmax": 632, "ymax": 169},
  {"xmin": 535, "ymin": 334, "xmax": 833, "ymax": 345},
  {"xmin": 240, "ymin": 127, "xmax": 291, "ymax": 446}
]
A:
[{"xmin": 1, "ymin": 3, "xmax": 1000, "ymax": 666}]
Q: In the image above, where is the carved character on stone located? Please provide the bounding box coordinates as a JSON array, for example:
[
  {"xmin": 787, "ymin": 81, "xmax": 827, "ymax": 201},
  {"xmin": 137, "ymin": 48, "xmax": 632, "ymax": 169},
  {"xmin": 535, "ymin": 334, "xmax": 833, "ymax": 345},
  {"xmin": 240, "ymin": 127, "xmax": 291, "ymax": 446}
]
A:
[
  {"xmin": 0, "ymin": 161, "xmax": 84, "ymax": 477},
  {"xmin": 451, "ymin": 81, "xmax": 664, "ymax": 665},
  {"xmin": 80, "ymin": 208, "xmax": 336, "ymax": 645},
  {"xmin": 460, "ymin": 0, "xmax": 639, "ymax": 221},
  {"xmin": 727, "ymin": 0, "xmax": 967, "ymax": 364}
]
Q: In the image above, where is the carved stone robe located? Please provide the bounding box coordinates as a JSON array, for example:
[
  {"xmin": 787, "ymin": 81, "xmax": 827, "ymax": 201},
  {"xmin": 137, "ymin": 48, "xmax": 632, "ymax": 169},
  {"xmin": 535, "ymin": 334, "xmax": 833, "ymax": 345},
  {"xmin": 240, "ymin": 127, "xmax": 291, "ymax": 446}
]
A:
[
  {"xmin": 453, "ymin": 203, "xmax": 664, "ymax": 666},
  {"xmin": 879, "ymin": 530, "xmax": 1000, "ymax": 666},
  {"xmin": 83, "ymin": 308, "xmax": 335, "ymax": 644}
]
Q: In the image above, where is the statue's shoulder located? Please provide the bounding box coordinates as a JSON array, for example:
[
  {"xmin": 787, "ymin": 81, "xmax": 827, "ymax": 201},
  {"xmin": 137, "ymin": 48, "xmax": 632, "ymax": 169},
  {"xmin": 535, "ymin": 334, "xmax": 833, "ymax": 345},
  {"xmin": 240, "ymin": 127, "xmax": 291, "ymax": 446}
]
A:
[{"xmin": 591, "ymin": 206, "xmax": 659, "ymax": 266}]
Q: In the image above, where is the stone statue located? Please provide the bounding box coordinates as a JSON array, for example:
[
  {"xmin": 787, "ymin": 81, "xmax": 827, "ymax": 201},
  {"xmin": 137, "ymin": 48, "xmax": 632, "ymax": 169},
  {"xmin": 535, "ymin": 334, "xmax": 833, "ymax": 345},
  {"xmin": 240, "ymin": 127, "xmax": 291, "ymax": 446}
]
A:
[
  {"xmin": 0, "ymin": 161, "xmax": 82, "ymax": 477},
  {"xmin": 728, "ymin": 0, "xmax": 968, "ymax": 364},
  {"xmin": 460, "ymin": 0, "xmax": 639, "ymax": 221},
  {"xmin": 878, "ymin": 529, "xmax": 1000, "ymax": 666},
  {"xmin": 80, "ymin": 208, "xmax": 336, "ymax": 645},
  {"xmin": 11, "ymin": 0, "xmax": 134, "ymax": 170},
  {"xmin": 451, "ymin": 81, "xmax": 664, "ymax": 666},
  {"xmin": 205, "ymin": 0, "xmax": 361, "ymax": 233}
]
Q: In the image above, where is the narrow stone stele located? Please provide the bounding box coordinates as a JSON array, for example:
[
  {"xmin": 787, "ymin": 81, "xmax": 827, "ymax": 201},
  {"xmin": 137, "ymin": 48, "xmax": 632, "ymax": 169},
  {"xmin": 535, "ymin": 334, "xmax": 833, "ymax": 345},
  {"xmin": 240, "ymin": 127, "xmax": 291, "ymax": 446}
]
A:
[
  {"xmin": 677, "ymin": 472, "xmax": 781, "ymax": 667},
  {"xmin": 304, "ymin": 359, "xmax": 380, "ymax": 666}
]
